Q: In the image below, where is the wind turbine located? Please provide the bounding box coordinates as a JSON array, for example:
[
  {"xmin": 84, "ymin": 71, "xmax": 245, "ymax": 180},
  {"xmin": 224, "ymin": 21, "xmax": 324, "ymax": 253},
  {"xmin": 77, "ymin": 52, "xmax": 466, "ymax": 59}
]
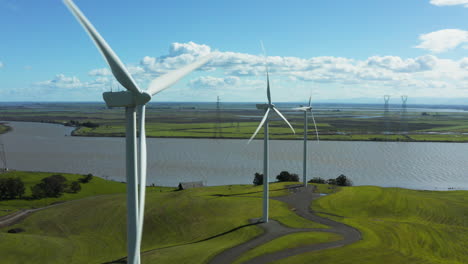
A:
[
  {"xmin": 62, "ymin": 1, "xmax": 213, "ymax": 263},
  {"xmin": 248, "ymin": 44, "xmax": 295, "ymax": 223},
  {"xmin": 294, "ymin": 97, "xmax": 319, "ymax": 187}
]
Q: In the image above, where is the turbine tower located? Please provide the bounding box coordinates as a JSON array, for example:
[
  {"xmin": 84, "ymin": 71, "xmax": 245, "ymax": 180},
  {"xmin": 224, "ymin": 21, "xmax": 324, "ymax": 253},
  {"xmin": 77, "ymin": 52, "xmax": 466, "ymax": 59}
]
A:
[
  {"xmin": 383, "ymin": 95, "xmax": 391, "ymax": 138},
  {"xmin": 294, "ymin": 97, "xmax": 319, "ymax": 187},
  {"xmin": 63, "ymin": 1, "xmax": 213, "ymax": 263},
  {"xmin": 400, "ymin": 95, "xmax": 408, "ymax": 135},
  {"xmin": 248, "ymin": 43, "xmax": 295, "ymax": 223}
]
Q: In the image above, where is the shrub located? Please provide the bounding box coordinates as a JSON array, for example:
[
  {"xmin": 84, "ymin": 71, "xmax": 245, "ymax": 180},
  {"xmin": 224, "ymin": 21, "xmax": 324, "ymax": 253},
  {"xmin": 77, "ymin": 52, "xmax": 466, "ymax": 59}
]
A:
[
  {"xmin": 82, "ymin": 122, "xmax": 99, "ymax": 128},
  {"xmin": 308, "ymin": 177, "xmax": 326, "ymax": 184},
  {"xmin": 69, "ymin": 181, "xmax": 81, "ymax": 193},
  {"xmin": 0, "ymin": 178, "xmax": 25, "ymax": 200},
  {"xmin": 7, "ymin": 228, "xmax": 25, "ymax": 234},
  {"xmin": 276, "ymin": 171, "xmax": 299, "ymax": 182},
  {"xmin": 253, "ymin": 172, "xmax": 263, "ymax": 186},
  {"xmin": 79, "ymin": 173, "xmax": 93, "ymax": 183},
  {"xmin": 336, "ymin": 174, "xmax": 353, "ymax": 186}
]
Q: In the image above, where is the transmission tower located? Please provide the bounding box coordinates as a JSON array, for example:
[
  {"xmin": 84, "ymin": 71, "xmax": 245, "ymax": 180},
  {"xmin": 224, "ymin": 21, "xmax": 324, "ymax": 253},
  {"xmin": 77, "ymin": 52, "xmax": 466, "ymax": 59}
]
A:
[
  {"xmin": 0, "ymin": 137, "xmax": 7, "ymax": 172},
  {"xmin": 213, "ymin": 96, "xmax": 222, "ymax": 138},
  {"xmin": 383, "ymin": 95, "xmax": 391, "ymax": 138},
  {"xmin": 400, "ymin": 95, "xmax": 408, "ymax": 134}
]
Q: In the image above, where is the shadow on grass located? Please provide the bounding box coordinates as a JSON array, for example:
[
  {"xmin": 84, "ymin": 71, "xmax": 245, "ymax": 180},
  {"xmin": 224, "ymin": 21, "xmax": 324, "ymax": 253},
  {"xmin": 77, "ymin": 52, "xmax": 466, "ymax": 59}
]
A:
[
  {"xmin": 208, "ymin": 184, "xmax": 302, "ymax": 198},
  {"xmin": 101, "ymin": 222, "xmax": 262, "ymax": 264}
]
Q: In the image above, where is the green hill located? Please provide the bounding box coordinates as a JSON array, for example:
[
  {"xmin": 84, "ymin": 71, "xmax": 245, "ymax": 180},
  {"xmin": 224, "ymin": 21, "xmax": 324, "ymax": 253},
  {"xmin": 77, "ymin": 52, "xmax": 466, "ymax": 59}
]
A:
[
  {"xmin": 273, "ymin": 186, "xmax": 468, "ymax": 264},
  {"xmin": 1, "ymin": 172, "xmax": 467, "ymax": 264}
]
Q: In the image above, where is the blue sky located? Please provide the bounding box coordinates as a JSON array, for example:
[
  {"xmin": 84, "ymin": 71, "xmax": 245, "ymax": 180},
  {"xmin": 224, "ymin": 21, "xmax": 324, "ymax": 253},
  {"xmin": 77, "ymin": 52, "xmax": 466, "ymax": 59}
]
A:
[{"xmin": 0, "ymin": 0, "xmax": 467, "ymax": 103}]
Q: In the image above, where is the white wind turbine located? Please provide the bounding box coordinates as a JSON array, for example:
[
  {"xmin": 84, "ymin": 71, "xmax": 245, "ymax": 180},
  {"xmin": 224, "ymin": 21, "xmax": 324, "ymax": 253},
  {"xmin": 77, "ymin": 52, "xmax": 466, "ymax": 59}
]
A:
[
  {"xmin": 63, "ymin": 1, "xmax": 213, "ymax": 263},
  {"xmin": 294, "ymin": 97, "xmax": 319, "ymax": 187},
  {"xmin": 248, "ymin": 44, "xmax": 295, "ymax": 223}
]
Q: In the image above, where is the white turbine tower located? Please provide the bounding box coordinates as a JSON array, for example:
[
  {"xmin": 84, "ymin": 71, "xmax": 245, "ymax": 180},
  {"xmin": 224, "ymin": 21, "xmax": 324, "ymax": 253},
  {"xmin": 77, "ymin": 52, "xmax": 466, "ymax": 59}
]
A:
[
  {"xmin": 248, "ymin": 44, "xmax": 295, "ymax": 223},
  {"xmin": 63, "ymin": 1, "xmax": 213, "ymax": 263},
  {"xmin": 294, "ymin": 97, "xmax": 319, "ymax": 187}
]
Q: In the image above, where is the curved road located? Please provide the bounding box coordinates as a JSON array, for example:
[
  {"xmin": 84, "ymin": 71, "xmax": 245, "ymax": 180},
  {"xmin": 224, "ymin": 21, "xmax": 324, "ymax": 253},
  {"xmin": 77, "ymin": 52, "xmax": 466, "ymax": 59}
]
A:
[{"xmin": 209, "ymin": 185, "xmax": 361, "ymax": 264}]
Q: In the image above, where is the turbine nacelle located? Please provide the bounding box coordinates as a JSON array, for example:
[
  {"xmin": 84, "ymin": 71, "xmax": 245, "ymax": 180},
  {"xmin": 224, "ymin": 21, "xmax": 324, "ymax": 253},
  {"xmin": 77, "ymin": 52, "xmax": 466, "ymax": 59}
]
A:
[
  {"xmin": 103, "ymin": 91, "xmax": 152, "ymax": 108},
  {"xmin": 295, "ymin": 106, "xmax": 312, "ymax": 112}
]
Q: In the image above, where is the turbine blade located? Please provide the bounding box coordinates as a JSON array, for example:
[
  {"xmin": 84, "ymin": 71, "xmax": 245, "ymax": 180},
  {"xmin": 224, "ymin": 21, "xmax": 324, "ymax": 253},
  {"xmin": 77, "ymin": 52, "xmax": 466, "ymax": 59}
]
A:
[
  {"xmin": 136, "ymin": 105, "xmax": 147, "ymax": 261},
  {"xmin": 308, "ymin": 96, "xmax": 312, "ymax": 107},
  {"xmin": 63, "ymin": 0, "xmax": 141, "ymax": 94},
  {"xmin": 260, "ymin": 41, "xmax": 271, "ymax": 105},
  {"xmin": 248, "ymin": 108, "xmax": 270, "ymax": 143},
  {"xmin": 146, "ymin": 53, "xmax": 214, "ymax": 96},
  {"xmin": 266, "ymin": 72, "xmax": 272, "ymax": 105},
  {"xmin": 272, "ymin": 107, "xmax": 295, "ymax": 134},
  {"xmin": 310, "ymin": 111, "xmax": 320, "ymax": 143}
]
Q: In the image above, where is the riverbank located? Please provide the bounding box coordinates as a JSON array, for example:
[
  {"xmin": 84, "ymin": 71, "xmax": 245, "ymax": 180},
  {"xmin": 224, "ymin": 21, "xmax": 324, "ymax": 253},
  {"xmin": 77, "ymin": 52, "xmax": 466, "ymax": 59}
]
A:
[
  {"xmin": 1, "ymin": 171, "xmax": 467, "ymax": 264},
  {"xmin": 2, "ymin": 101, "xmax": 468, "ymax": 143},
  {"xmin": 2, "ymin": 121, "xmax": 468, "ymax": 190}
]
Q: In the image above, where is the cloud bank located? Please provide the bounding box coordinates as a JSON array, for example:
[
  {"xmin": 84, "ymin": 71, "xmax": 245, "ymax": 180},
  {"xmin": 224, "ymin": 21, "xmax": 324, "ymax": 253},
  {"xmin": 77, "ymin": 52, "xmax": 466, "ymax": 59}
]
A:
[
  {"xmin": 36, "ymin": 41, "xmax": 468, "ymax": 101},
  {"xmin": 430, "ymin": 0, "xmax": 468, "ymax": 7}
]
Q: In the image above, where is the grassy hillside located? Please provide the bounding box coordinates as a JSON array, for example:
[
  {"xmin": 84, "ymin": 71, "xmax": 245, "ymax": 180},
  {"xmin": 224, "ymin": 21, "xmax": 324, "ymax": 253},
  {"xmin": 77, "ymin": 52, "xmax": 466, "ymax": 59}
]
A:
[
  {"xmin": 0, "ymin": 178, "xmax": 325, "ymax": 264},
  {"xmin": 0, "ymin": 171, "xmax": 128, "ymax": 216},
  {"xmin": 273, "ymin": 186, "xmax": 468, "ymax": 264},
  {"xmin": 2, "ymin": 174, "xmax": 467, "ymax": 264}
]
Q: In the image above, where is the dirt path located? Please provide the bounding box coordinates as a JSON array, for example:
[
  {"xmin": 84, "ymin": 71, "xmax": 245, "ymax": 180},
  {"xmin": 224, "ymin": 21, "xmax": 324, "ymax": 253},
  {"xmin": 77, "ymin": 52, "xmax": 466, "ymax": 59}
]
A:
[
  {"xmin": 209, "ymin": 185, "xmax": 361, "ymax": 264},
  {"xmin": 0, "ymin": 198, "xmax": 87, "ymax": 229}
]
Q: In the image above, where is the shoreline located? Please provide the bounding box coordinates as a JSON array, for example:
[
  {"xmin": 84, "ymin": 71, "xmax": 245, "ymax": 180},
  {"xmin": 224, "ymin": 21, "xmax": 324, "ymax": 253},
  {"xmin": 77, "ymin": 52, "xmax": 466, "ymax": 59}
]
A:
[{"xmin": 2, "ymin": 120, "xmax": 468, "ymax": 143}]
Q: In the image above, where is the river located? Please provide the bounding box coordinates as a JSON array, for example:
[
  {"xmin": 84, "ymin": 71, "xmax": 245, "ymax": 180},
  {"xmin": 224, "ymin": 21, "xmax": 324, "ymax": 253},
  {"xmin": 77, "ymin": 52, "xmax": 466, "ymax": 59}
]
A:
[{"xmin": 1, "ymin": 121, "xmax": 467, "ymax": 190}]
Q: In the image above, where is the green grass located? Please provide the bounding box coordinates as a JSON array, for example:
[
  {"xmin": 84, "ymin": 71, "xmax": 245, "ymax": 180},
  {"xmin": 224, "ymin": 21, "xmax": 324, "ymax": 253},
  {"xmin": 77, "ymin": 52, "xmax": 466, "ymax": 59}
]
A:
[
  {"xmin": 0, "ymin": 174, "xmax": 324, "ymax": 264},
  {"xmin": 272, "ymin": 186, "xmax": 468, "ymax": 264},
  {"xmin": 0, "ymin": 171, "xmax": 129, "ymax": 216},
  {"xmin": 232, "ymin": 232, "xmax": 342, "ymax": 264},
  {"xmin": 0, "ymin": 124, "xmax": 11, "ymax": 134},
  {"xmin": 2, "ymin": 172, "xmax": 468, "ymax": 264}
]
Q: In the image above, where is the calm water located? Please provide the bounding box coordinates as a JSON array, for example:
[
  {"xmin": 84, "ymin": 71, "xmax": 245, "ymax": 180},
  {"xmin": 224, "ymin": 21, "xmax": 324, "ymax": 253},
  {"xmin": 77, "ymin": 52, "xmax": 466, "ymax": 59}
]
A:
[{"xmin": 1, "ymin": 122, "xmax": 467, "ymax": 190}]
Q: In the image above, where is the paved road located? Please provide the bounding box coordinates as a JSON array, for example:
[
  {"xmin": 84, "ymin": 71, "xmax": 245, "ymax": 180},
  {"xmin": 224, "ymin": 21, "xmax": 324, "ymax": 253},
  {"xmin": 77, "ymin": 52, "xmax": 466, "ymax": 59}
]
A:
[{"xmin": 209, "ymin": 185, "xmax": 361, "ymax": 264}]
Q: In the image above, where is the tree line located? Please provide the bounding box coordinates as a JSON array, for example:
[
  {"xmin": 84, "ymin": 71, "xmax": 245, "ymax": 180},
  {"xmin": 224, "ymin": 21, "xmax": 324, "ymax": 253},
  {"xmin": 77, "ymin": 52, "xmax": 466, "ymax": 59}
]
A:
[
  {"xmin": 0, "ymin": 173, "xmax": 94, "ymax": 200},
  {"xmin": 253, "ymin": 171, "xmax": 352, "ymax": 187}
]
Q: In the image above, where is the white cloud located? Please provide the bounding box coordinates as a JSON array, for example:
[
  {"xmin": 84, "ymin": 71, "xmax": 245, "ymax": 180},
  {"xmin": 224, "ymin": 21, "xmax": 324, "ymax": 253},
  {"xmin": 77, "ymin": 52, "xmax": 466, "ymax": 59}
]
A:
[
  {"xmin": 36, "ymin": 74, "xmax": 107, "ymax": 90},
  {"xmin": 415, "ymin": 29, "xmax": 468, "ymax": 53},
  {"xmin": 430, "ymin": 0, "xmax": 468, "ymax": 7},
  {"xmin": 37, "ymin": 41, "xmax": 468, "ymax": 101},
  {"xmin": 189, "ymin": 76, "xmax": 240, "ymax": 89},
  {"xmin": 169, "ymin": 41, "xmax": 211, "ymax": 57},
  {"xmin": 366, "ymin": 55, "xmax": 437, "ymax": 72},
  {"xmin": 0, "ymin": 61, "xmax": 3, "ymax": 68},
  {"xmin": 88, "ymin": 68, "xmax": 111, "ymax": 76}
]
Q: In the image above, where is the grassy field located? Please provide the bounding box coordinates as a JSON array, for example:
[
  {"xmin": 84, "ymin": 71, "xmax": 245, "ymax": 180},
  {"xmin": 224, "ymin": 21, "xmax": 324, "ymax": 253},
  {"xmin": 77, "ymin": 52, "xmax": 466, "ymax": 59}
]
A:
[
  {"xmin": 1, "ymin": 173, "xmax": 467, "ymax": 263},
  {"xmin": 272, "ymin": 186, "xmax": 468, "ymax": 264},
  {"xmin": 2, "ymin": 102, "xmax": 468, "ymax": 142},
  {"xmin": 232, "ymin": 232, "xmax": 342, "ymax": 264},
  {"xmin": 0, "ymin": 171, "xmax": 328, "ymax": 264},
  {"xmin": 0, "ymin": 171, "xmax": 128, "ymax": 217}
]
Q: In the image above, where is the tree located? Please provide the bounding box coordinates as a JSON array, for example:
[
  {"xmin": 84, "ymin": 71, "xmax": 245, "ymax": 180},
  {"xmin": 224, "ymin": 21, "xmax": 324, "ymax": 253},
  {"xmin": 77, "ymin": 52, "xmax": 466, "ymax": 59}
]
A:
[
  {"xmin": 69, "ymin": 181, "xmax": 81, "ymax": 193},
  {"xmin": 31, "ymin": 174, "xmax": 68, "ymax": 199},
  {"xmin": 276, "ymin": 171, "xmax": 299, "ymax": 182},
  {"xmin": 0, "ymin": 178, "xmax": 25, "ymax": 200},
  {"xmin": 336, "ymin": 174, "xmax": 352, "ymax": 186},
  {"xmin": 253, "ymin": 173, "xmax": 263, "ymax": 186},
  {"xmin": 327, "ymin": 178, "xmax": 337, "ymax": 185},
  {"xmin": 308, "ymin": 177, "xmax": 325, "ymax": 184}
]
